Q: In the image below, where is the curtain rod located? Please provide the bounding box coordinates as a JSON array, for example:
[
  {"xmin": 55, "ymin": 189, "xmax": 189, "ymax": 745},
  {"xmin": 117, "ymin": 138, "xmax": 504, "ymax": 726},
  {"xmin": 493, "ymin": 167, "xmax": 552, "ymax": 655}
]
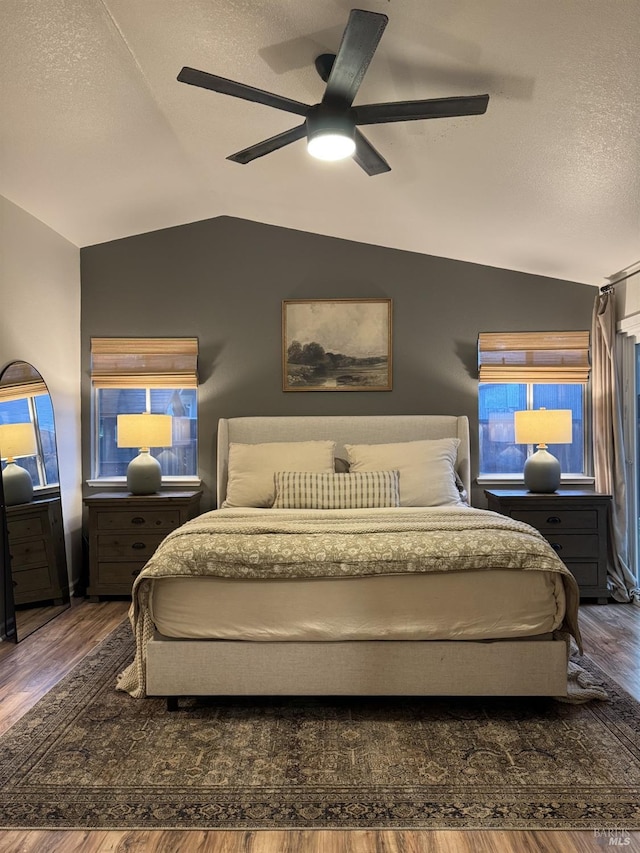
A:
[{"xmin": 600, "ymin": 267, "xmax": 640, "ymax": 293}]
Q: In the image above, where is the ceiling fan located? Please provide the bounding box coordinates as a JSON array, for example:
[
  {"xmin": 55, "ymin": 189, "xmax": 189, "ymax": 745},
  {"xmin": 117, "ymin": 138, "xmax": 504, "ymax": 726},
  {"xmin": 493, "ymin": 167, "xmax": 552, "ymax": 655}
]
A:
[{"xmin": 177, "ymin": 8, "xmax": 489, "ymax": 176}]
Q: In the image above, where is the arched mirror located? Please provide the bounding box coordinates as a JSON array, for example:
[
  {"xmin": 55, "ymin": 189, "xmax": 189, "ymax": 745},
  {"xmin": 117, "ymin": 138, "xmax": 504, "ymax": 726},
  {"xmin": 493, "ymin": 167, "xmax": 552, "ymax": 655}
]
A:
[{"xmin": 0, "ymin": 361, "xmax": 70, "ymax": 641}]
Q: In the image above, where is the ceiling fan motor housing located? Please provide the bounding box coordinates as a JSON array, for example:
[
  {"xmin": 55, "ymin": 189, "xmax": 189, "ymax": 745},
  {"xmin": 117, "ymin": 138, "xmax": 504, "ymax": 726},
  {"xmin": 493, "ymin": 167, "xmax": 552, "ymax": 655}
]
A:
[{"xmin": 306, "ymin": 104, "xmax": 355, "ymax": 144}]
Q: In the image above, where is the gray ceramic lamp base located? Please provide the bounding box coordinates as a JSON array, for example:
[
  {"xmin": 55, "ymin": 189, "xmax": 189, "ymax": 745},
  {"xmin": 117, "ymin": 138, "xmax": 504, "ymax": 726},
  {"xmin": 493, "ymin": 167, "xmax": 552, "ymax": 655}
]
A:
[
  {"xmin": 2, "ymin": 461, "xmax": 34, "ymax": 505},
  {"xmin": 523, "ymin": 447, "xmax": 561, "ymax": 493},
  {"xmin": 126, "ymin": 450, "xmax": 162, "ymax": 495}
]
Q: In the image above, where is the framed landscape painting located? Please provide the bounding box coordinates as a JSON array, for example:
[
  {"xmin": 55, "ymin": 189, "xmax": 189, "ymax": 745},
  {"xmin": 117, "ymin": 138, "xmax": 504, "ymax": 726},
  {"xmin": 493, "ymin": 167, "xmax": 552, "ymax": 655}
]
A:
[{"xmin": 282, "ymin": 298, "xmax": 392, "ymax": 391}]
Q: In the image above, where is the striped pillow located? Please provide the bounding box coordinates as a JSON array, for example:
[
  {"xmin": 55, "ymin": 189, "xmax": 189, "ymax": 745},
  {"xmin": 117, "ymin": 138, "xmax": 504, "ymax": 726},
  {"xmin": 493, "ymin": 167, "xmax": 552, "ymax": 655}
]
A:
[{"xmin": 272, "ymin": 470, "xmax": 400, "ymax": 510}]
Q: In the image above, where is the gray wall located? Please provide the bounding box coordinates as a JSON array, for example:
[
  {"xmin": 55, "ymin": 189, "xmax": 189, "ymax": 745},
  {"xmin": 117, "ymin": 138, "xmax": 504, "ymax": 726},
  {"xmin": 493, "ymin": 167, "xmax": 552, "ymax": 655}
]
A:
[{"xmin": 80, "ymin": 215, "xmax": 596, "ymax": 510}]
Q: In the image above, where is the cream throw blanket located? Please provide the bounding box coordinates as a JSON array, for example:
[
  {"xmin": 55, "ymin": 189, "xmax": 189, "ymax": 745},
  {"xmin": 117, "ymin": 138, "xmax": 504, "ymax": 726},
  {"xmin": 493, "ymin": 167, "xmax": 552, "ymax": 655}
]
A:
[{"xmin": 116, "ymin": 506, "xmax": 582, "ymax": 698}]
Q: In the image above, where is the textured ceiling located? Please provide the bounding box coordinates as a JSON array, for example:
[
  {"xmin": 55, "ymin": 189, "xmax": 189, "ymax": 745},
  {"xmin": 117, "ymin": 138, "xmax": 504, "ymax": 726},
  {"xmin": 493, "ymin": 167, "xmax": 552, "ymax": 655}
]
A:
[{"xmin": 1, "ymin": 0, "xmax": 639, "ymax": 284}]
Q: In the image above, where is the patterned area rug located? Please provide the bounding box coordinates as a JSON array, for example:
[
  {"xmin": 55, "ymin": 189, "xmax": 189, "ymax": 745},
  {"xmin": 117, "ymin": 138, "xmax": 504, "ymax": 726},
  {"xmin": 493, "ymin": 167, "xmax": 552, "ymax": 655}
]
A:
[{"xmin": 0, "ymin": 620, "xmax": 639, "ymax": 830}]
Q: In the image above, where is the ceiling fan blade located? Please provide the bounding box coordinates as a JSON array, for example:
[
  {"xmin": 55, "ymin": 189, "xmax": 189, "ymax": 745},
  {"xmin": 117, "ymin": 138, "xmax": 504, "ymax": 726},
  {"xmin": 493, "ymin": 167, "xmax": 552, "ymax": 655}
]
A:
[
  {"xmin": 354, "ymin": 94, "xmax": 489, "ymax": 125},
  {"xmin": 177, "ymin": 67, "xmax": 310, "ymax": 117},
  {"xmin": 353, "ymin": 129, "xmax": 391, "ymax": 176},
  {"xmin": 322, "ymin": 10, "xmax": 388, "ymax": 108},
  {"xmin": 227, "ymin": 123, "xmax": 307, "ymax": 164}
]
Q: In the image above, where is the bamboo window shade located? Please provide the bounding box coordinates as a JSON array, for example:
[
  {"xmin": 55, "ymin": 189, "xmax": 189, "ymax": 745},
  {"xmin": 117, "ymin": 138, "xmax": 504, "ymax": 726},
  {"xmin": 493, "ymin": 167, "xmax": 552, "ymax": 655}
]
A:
[
  {"xmin": 90, "ymin": 338, "xmax": 199, "ymax": 388},
  {"xmin": 0, "ymin": 362, "xmax": 48, "ymax": 402},
  {"xmin": 477, "ymin": 331, "xmax": 590, "ymax": 383}
]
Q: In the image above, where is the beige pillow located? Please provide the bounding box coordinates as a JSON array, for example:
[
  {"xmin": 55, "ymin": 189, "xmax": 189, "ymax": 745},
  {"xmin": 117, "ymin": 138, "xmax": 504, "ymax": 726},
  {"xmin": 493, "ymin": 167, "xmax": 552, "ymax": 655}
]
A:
[
  {"xmin": 344, "ymin": 438, "xmax": 462, "ymax": 507},
  {"xmin": 223, "ymin": 440, "xmax": 336, "ymax": 507}
]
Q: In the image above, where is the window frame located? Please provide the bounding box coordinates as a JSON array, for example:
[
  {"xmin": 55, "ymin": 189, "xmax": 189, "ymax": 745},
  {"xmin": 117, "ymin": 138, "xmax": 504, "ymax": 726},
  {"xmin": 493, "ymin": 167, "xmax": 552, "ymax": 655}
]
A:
[
  {"xmin": 0, "ymin": 392, "xmax": 58, "ymax": 492},
  {"xmin": 477, "ymin": 380, "xmax": 593, "ymax": 485},
  {"xmin": 89, "ymin": 384, "xmax": 200, "ymax": 486},
  {"xmin": 88, "ymin": 337, "xmax": 200, "ymax": 487}
]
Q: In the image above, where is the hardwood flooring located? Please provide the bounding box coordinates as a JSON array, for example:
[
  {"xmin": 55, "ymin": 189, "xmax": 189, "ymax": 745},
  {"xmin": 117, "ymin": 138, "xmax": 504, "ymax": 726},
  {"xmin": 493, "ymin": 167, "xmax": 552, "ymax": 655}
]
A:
[{"xmin": 0, "ymin": 598, "xmax": 638, "ymax": 853}]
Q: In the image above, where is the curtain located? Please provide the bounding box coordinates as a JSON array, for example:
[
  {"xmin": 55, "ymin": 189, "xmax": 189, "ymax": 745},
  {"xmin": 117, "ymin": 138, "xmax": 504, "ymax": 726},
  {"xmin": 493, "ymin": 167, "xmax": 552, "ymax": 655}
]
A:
[{"xmin": 591, "ymin": 290, "xmax": 640, "ymax": 604}]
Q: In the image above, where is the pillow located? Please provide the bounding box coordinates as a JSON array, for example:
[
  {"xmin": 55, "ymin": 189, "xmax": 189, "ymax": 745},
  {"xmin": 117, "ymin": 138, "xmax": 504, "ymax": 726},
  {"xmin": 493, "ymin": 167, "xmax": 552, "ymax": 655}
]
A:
[
  {"xmin": 273, "ymin": 470, "xmax": 400, "ymax": 510},
  {"xmin": 344, "ymin": 438, "xmax": 462, "ymax": 507},
  {"xmin": 455, "ymin": 471, "xmax": 469, "ymax": 505},
  {"xmin": 223, "ymin": 440, "xmax": 336, "ymax": 508}
]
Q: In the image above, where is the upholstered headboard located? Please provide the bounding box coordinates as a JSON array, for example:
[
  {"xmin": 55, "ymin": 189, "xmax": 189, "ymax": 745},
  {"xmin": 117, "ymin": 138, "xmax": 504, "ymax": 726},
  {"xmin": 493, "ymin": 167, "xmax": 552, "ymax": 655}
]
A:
[{"xmin": 216, "ymin": 415, "xmax": 470, "ymax": 508}]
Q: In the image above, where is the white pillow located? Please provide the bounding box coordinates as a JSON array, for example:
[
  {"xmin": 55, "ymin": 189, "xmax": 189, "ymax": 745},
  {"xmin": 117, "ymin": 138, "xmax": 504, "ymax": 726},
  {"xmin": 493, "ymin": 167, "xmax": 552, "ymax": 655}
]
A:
[
  {"xmin": 223, "ymin": 440, "xmax": 336, "ymax": 507},
  {"xmin": 344, "ymin": 438, "xmax": 462, "ymax": 507},
  {"xmin": 273, "ymin": 470, "xmax": 401, "ymax": 509}
]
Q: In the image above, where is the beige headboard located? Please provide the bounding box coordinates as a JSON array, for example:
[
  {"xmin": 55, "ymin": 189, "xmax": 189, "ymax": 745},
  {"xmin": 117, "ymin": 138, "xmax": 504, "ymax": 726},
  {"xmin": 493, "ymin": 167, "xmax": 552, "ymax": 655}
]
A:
[{"xmin": 216, "ymin": 415, "xmax": 470, "ymax": 508}]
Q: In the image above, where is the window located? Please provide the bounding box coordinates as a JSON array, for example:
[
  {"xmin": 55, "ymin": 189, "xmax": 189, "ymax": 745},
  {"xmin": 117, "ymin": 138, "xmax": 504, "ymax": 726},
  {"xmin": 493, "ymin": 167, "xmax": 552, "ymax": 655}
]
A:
[
  {"xmin": 91, "ymin": 338, "xmax": 199, "ymax": 481},
  {"xmin": 0, "ymin": 392, "xmax": 58, "ymax": 489},
  {"xmin": 477, "ymin": 332, "xmax": 590, "ymax": 478},
  {"xmin": 479, "ymin": 383, "xmax": 585, "ymax": 475}
]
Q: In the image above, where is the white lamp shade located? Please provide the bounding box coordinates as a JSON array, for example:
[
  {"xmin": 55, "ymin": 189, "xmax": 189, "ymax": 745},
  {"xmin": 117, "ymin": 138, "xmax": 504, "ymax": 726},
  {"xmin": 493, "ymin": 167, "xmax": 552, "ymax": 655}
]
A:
[
  {"xmin": 514, "ymin": 409, "xmax": 572, "ymax": 446},
  {"xmin": 0, "ymin": 422, "xmax": 37, "ymax": 460},
  {"xmin": 117, "ymin": 414, "xmax": 172, "ymax": 450}
]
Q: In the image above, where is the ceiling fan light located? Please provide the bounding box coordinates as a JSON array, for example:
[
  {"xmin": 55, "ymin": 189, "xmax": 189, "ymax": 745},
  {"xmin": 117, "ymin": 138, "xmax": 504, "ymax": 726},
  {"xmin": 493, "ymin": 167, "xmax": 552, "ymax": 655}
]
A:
[{"xmin": 307, "ymin": 132, "xmax": 356, "ymax": 161}]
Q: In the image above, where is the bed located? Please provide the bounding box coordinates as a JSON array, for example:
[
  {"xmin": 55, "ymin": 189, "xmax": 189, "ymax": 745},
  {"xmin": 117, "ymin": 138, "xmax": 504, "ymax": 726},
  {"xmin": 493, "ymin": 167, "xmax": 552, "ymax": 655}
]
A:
[{"xmin": 116, "ymin": 415, "xmax": 581, "ymax": 705}]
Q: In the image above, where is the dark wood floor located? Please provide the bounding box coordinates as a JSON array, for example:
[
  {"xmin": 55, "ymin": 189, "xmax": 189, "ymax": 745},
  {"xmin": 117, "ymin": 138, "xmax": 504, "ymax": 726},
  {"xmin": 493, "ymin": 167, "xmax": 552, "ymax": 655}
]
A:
[{"xmin": 0, "ymin": 598, "xmax": 639, "ymax": 852}]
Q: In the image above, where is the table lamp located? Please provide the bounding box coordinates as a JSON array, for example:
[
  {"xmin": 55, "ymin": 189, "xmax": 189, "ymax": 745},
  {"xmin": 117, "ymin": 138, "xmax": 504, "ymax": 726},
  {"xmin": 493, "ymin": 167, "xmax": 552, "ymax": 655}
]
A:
[
  {"xmin": 514, "ymin": 408, "xmax": 573, "ymax": 493},
  {"xmin": 117, "ymin": 413, "xmax": 172, "ymax": 495},
  {"xmin": 0, "ymin": 422, "xmax": 37, "ymax": 505}
]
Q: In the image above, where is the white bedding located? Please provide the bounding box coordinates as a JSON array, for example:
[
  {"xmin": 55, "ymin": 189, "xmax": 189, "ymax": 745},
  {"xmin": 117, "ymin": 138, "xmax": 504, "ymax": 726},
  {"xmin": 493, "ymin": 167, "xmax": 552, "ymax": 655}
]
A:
[{"xmin": 149, "ymin": 569, "xmax": 566, "ymax": 642}]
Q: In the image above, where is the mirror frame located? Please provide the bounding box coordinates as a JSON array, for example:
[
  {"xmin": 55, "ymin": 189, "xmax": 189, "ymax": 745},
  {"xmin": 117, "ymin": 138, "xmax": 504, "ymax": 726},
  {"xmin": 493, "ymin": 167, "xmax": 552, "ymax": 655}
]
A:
[{"xmin": 0, "ymin": 471, "xmax": 17, "ymax": 641}]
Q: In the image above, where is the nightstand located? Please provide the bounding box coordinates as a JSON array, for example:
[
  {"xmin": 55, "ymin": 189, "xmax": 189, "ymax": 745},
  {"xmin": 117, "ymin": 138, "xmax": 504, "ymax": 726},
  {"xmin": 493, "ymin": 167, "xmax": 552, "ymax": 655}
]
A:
[
  {"xmin": 84, "ymin": 490, "xmax": 202, "ymax": 600},
  {"xmin": 484, "ymin": 489, "xmax": 611, "ymax": 603},
  {"xmin": 6, "ymin": 497, "xmax": 68, "ymax": 605}
]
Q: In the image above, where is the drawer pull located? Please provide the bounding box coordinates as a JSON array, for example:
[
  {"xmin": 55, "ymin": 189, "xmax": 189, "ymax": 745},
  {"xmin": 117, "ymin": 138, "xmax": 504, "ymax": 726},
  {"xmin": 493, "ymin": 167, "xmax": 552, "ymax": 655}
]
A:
[
  {"xmin": 131, "ymin": 517, "xmax": 146, "ymax": 525},
  {"xmin": 131, "ymin": 542, "xmax": 147, "ymax": 550},
  {"xmin": 550, "ymin": 542, "xmax": 563, "ymax": 552},
  {"xmin": 131, "ymin": 569, "xmax": 142, "ymax": 577},
  {"xmin": 12, "ymin": 580, "xmax": 17, "ymax": 587},
  {"xmin": 547, "ymin": 516, "xmax": 562, "ymax": 524}
]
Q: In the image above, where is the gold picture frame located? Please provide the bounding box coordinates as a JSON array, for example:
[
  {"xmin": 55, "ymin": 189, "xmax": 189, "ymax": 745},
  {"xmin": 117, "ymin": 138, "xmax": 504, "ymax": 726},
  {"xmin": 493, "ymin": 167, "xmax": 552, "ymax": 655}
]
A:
[{"xmin": 282, "ymin": 298, "xmax": 392, "ymax": 392}]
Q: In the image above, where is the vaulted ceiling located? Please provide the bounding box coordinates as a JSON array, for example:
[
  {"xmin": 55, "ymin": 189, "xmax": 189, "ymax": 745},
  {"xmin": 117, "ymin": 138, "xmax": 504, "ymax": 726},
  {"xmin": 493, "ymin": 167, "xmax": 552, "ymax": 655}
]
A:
[{"xmin": 1, "ymin": 0, "xmax": 638, "ymax": 285}]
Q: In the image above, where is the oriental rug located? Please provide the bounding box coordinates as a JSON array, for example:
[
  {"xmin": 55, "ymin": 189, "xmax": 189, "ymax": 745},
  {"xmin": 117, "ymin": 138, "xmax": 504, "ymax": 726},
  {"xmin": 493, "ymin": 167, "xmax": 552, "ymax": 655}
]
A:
[{"xmin": 0, "ymin": 621, "xmax": 639, "ymax": 830}]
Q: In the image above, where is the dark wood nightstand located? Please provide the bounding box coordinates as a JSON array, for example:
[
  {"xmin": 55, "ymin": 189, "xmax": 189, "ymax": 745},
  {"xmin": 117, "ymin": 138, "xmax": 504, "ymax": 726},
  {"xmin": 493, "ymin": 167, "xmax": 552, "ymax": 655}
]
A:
[
  {"xmin": 484, "ymin": 489, "xmax": 611, "ymax": 603},
  {"xmin": 6, "ymin": 497, "xmax": 68, "ymax": 605},
  {"xmin": 84, "ymin": 490, "xmax": 202, "ymax": 600}
]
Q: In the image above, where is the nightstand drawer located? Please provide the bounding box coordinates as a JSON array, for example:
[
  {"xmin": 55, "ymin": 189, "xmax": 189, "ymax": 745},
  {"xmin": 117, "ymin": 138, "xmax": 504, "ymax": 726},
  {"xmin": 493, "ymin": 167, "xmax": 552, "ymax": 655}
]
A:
[
  {"xmin": 542, "ymin": 534, "xmax": 599, "ymax": 560},
  {"xmin": 511, "ymin": 509, "xmax": 598, "ymax": 531},
  {"xmin": 97, "ymin": 562, "xmax": 147, "ymax": 587},
  {"xmin": 12, "ymin": 565, "xmax": 52, "ymax": 595},
  {"xmin": 9, "ymin": 539, "xmax": 48, "ymax": 568},
  {"xmin": 97, "ymin": 533, "xmax": 166, "ymax": 560},
  {"xmin": 6, "ymin": 516, "xmax": 45, "ymax": 539},
  {"xmin": 567, "ymin": 562, "xmax": 600, "ymax": 587},
  {"xmin": 96, "ymin": 510, "xmax": 180, "ymax": 531}
]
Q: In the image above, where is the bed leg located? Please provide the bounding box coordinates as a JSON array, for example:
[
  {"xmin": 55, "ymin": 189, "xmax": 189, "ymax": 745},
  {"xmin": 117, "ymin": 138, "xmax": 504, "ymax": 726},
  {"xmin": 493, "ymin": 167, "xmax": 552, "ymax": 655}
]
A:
[{"xmin": 167, "ymin": 696, "xmax": 179, "ymax": 712}]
